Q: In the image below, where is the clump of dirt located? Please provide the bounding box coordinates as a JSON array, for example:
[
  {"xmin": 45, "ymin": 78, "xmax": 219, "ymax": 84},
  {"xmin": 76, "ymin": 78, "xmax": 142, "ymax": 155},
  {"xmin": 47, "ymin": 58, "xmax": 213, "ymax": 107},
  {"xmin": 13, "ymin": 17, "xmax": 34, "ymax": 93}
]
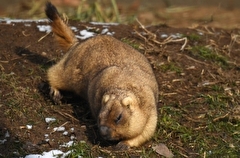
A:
[{"xmin": 0, "ymin": 20, "xmax": 239, "ymax": 157}]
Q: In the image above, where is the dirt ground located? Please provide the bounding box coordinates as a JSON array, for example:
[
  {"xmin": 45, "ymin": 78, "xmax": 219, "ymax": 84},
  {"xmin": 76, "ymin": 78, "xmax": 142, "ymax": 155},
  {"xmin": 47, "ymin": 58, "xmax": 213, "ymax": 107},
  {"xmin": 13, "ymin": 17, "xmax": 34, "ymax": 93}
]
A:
[{"xmin": 0, "ymin": 6, "xmax": 240, "ymax": 158}]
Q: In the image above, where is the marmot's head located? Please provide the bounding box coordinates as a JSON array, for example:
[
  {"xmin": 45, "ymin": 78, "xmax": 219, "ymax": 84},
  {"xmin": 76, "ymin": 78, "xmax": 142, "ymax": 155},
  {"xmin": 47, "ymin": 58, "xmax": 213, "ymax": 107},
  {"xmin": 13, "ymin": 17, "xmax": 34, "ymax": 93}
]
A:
[{"xmin": 98, "ymin": 91, "xmax": 147, "ymax": 141}]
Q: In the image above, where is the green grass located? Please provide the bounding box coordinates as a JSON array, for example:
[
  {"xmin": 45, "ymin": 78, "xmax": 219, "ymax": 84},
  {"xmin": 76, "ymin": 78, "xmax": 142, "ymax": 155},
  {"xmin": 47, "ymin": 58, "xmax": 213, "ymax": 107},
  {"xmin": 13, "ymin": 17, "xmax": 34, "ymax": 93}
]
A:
[
  {"xmin": 182, "ymin": 33, "xmax": 202, "ymax": 42},
  {"xmin": 0, "ymin": 70, "xmax": 47, "ymax": 125},
  {"xmin": 156, "ymin": 107, "xmax": 239, "ymax": 157},
  {"xmin": 65, "ymin": 141, "xmax": 155, "ymax": 158},
  {"xmin": 121, "ymin": 38, "xmax": 141, "ymax": 50},
  {"xmin": 66, "ymin": 141, "xmax": 91, "ymax": 158},
  {"xmin": 190, "ymin": 46, "xmax": 229, "ymax": 67},
  {"xmin": 155, "ymin": 78, "xmax": 240, "ymax": 157},
  {"xmin": 0, "ymin": 72, "xmax": 33, "ymax": 157},
  {"xmin": 157, "ymin": 62, "xmax": 182, "ymax": 74}
]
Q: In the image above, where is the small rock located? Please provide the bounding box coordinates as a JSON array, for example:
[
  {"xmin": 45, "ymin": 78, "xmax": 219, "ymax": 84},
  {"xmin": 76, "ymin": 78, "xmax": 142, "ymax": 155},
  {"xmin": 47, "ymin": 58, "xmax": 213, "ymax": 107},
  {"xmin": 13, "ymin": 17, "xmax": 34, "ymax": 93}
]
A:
[
  {"xmin": 41, "ymin": 52, "xmax": 47, "ymax": 56},
  {"xmin": 152, "ymin": 143, "xmax": 174, "ymax": 158}
]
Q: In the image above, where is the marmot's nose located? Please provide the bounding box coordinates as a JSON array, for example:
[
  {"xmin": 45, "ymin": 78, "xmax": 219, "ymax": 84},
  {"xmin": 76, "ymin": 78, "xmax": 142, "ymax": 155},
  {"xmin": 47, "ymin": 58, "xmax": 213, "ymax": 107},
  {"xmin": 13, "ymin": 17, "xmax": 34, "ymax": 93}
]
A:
[{"xmin": 99, "ymin": 125, "xmax": 110, "ymax": 136}]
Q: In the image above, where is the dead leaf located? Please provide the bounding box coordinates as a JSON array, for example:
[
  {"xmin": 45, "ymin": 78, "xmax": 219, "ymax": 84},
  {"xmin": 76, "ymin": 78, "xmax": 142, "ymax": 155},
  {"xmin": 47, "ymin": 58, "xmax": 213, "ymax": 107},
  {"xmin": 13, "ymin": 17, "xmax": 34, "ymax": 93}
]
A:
[{"xmin": 152, "ymin": 143, "xmax": 174, "ymax": 158}]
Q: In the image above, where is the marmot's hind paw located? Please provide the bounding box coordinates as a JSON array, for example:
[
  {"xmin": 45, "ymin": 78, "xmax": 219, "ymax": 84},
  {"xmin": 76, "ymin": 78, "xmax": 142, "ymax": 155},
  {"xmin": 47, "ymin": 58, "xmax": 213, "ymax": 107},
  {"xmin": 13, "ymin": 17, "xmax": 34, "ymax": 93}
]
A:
[{"xmin": 50, "ymin": 87, "xmax": 62, "ymax": 104}]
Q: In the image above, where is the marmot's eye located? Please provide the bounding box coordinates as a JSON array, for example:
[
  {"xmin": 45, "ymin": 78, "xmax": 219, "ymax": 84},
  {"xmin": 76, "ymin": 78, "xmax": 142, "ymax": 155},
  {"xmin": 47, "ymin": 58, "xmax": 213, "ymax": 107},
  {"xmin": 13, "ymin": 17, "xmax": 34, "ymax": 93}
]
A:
[{"xmin": 115, "ymin": 113, "xmax": 122, "ymax": 124}]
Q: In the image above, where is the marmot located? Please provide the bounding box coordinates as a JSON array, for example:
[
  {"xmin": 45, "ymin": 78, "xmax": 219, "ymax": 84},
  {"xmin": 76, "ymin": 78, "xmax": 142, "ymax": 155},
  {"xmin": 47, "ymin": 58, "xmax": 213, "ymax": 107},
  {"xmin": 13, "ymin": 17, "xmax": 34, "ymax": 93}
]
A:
[{"xmin": 45, "ymin": 2, "xmax": 158, "ymax": 149}]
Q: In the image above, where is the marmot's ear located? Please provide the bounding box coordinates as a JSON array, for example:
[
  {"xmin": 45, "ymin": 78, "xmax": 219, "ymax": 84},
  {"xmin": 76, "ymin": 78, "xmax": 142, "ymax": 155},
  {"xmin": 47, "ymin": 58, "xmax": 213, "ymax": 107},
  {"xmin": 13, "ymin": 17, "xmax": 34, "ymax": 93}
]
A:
[
  {"xmin": 122, "ymin": 97, "xmax": 133, "ymax": 107},
  {"xmin": 102, "ymin": 95, "xmax": 110, "ymax": 104}
]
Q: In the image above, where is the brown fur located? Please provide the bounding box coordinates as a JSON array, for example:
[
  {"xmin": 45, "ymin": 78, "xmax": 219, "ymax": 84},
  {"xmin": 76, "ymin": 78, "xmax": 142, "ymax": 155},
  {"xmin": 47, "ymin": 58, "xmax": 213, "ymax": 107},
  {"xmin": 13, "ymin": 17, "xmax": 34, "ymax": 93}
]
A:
[{"xmin": 45, "ymin": 2, "xmax": 158, "ymax": 149}]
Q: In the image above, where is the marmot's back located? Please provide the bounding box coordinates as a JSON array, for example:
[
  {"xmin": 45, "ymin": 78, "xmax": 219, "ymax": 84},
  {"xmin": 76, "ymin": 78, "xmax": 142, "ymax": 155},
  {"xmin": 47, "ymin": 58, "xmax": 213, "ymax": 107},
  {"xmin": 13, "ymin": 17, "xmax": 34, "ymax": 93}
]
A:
[
  {"xmin": 64, "ymin": 35, "xmax": 156, "ymax": 83},
  {"xmin": 49, "ymin": 34, "xmax": 158, "ymax": 98}
]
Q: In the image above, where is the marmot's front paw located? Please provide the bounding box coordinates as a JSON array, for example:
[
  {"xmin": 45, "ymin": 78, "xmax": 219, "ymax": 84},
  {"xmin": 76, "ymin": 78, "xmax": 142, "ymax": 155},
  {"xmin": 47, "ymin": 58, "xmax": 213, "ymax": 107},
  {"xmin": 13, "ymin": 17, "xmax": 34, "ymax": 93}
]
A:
[
  {"xmin": 114, "ymin": 141, "xmax": 130, "ymax": 150},
  {"xmin": 50, "ymin": 87, "xmax": 62, "ymax": 104}
]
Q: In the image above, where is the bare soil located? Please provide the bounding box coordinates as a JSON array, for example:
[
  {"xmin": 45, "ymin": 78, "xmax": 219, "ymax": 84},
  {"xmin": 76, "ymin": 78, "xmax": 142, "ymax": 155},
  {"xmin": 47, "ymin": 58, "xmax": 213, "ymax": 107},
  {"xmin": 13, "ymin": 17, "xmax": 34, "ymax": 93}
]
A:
[{"xmin": 0, "ymin": 18, "xmax": 239, "ymax": 157}]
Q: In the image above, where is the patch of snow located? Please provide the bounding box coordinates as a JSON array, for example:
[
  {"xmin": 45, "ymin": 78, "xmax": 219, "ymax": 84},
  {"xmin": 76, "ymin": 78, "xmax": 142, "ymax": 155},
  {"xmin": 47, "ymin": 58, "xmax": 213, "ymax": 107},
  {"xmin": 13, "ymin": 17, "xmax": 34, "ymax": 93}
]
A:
[
  {"xmin": 13, "ymin": 151, "xmax": 19, "ymax": 155},
  {"xmin": 90, "ymin": 22, "xmax": 119, "ymax": 25},
  {"xmin": 0, "ymin": 19, "xmax": 117, "ymax": 39},
  {"xmin": 86, "ymin": 26, "xmax": 100, "ymax": 31},
  {"xmin": 37, "ymin": 25, "xmax": 52, "ymax": 33},
  {"xmin": 160, "ymin": 34, "xmax": 168, "ymax": 38},
  {"xmin": 70, "ymin": 26, "xmax": 78, "ymax": 32},
  {"xmin": 53, "ymin": 126, "xmax": 65, "ymax": 132},
  {"xmin": 101, "ymin": 28, "xmax": 109, "ymax": 34},
  {"xmin": 45, "ymin": 134, "xmax": 50, "ymax": 142},
  {"xmin": 0, "ymin": 139, "xmax": 7, "ymax": 144},
  {"xmin": 45, "ymin": 139, "xmax": 50, "ymax": 142},
  {"xmin": 70, "ymin": 128, "xmax": 74, "ymax": 132},
  {"xmin": 63, "ymin": 131, "xmax": 68, "ymax": 136},
  {"xmin": 170, "ymin": 33, "xmax": 182, "ymax": 39},
  {"xmin": 5, "ymin": 130, "xmax": 10, "ymax": 137},
  {"xmin": 26, "ymin": 125, "xmax": 33, "ymax": 130},
  {"xmin": 76, "ymin": 30, "xmax": 95, "ymax": 40},
  {"xmin": 106, "ymin": 32, "xmax": 114, "ymax": 35},
  {"xmin": 45, "ymin": 117, "xmax": 56, "ymax": 123},
  {"xmin": 59, "ymin": 140, "xmax": 74, "ymax": 148},
  {"xmin": 1, "ymin": 131, "xmax": 10, "ymax": 145},
  {"xmin": 0, "ymin": 18, "xmax": 48, "ymax": 24},
  {"xmin": 25, "ymin": 150, "xmax": 71, "ymax": 158},
  {"xmin": 70, "ymin": 135, "xmax": 76, "ymax": 140}
]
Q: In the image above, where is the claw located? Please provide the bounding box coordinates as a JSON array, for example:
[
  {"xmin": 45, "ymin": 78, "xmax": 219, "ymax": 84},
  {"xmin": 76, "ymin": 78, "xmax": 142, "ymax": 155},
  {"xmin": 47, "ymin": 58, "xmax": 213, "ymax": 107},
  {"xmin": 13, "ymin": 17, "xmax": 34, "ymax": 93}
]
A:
[
  {"xmin": 50, "ymin": 87, "xmax": 62, "ymax": 104},
  {"xmin": 114, "ymin": 141, "xmax": 130, "ymax": 150}
]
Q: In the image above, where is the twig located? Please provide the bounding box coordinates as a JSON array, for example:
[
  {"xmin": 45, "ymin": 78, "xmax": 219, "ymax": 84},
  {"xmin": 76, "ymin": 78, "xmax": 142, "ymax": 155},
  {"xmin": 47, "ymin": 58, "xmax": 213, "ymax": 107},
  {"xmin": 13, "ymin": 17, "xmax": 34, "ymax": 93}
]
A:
[
  {"xmin": 161, "ymin": 36, "xmax": 188, "ymax": 51},
  {"xmin": 162, "ymin": 92, "xmax": 177, "ymax": 96},
  {"xmin": 228, "ymin": 34, "xmax": 240, "ymax": 54},
  {"xmin": 38, "ymin": 32, "xmax": 51, "ymax": 42},
  {"xmin": 135, "ymin": 19, "xmax": 188, "ymax": 51},
  {"xmin": 22, "ymin": 31, "xmax": 31, "ymax": 36},
  {"xmin": 53, "ymin": 109, "xmax": 79, "ymax": 122},
  {"xmin": 213, "ymin": 112, "xmax": 230, "ymax": 122},
  {"xmin": 51, "ymin": 121, "xmax": 69, "ymax": 134},
  {"xmin": 183, "ymin": 54, "xmax": 209, "ymax": 65}
]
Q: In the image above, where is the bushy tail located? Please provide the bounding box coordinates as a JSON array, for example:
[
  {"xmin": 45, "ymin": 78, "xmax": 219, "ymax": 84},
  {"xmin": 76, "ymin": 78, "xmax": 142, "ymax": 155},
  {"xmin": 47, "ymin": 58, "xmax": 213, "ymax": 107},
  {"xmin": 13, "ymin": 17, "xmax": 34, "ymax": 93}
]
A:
[{"xmin": 45, "ymin": 2, "xmax": 78, "ymax": 51}]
